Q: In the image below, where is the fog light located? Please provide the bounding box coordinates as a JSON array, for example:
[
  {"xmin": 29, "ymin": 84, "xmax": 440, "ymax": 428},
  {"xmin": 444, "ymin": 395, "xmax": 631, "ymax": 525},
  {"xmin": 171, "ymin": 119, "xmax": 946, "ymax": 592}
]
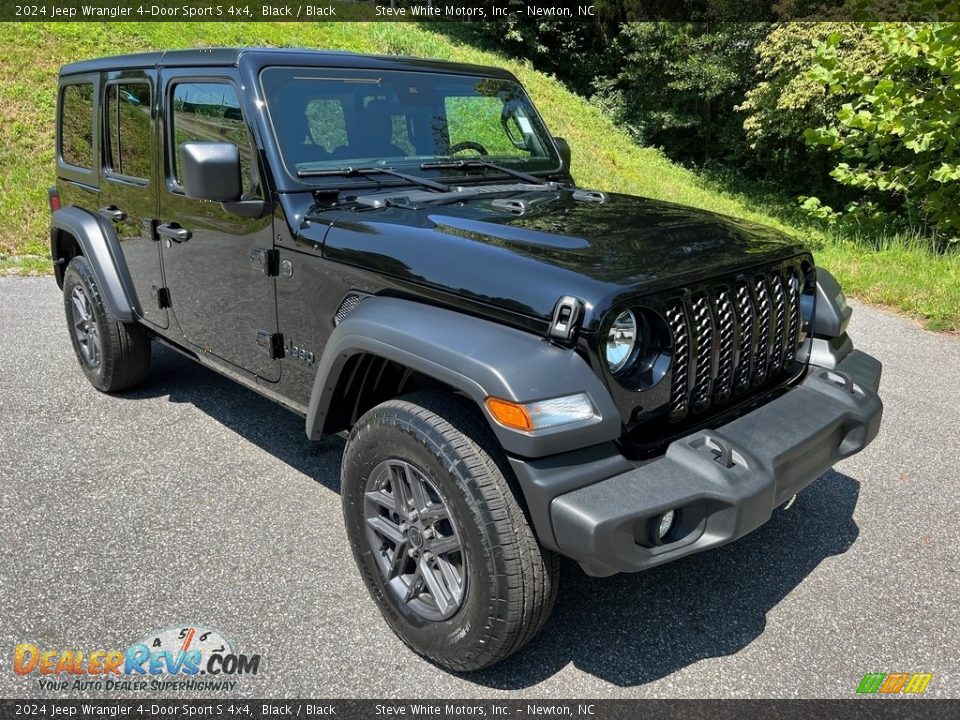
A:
[{"xmin": 657, "ymin": 509, "xmax": 676, "ymax": 541}]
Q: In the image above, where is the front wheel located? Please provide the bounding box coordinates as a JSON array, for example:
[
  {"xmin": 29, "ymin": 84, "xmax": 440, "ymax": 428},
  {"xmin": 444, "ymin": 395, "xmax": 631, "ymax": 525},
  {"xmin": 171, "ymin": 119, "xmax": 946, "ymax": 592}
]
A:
[{"xmin": 341, "ymin": 393, "xmax": 559, "ymax": 671}]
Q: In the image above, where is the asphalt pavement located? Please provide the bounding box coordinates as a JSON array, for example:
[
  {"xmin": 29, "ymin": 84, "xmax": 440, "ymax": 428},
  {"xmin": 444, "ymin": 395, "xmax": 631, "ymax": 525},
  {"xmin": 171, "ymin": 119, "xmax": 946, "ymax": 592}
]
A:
[{"xmin": 1, "ymin": 276, "xmax": 958, "ymax": 698}]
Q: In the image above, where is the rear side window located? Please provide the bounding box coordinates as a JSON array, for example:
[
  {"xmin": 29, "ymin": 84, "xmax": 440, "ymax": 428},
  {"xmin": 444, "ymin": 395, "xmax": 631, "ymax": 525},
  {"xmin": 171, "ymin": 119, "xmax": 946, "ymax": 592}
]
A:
[
  {"xmin": 170, "ymin": 82, "xmax": 256, "ymax": 194},
  {"xmin": 59, "ymin": 83, "xmax": 94, "ymax": 169},
  {"xmin": 105, "ymin": 83, "xmax": 152, "ymax": 181}
]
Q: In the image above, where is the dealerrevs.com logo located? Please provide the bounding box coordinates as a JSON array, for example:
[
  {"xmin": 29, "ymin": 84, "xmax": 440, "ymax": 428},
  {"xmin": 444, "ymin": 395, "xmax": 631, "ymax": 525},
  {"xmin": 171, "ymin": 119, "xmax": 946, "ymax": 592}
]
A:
[
  {"xmin": 14, "ymin": 626, "xmax": 261, "ymax": 692},
  {"xmin": 856, "ymin": 672, "xmax": 934, "ymax": 695}
]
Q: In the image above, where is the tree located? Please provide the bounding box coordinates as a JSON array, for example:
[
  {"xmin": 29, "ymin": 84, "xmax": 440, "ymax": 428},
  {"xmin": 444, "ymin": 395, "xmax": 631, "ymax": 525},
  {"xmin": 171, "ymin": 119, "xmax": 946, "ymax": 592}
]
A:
[
  {"xmin": 805, "ymin": 22, "xmax": 960, "ymax": 240},
  {"xmin": 737, "ymin": 22, "xmax": 882, "ymax": 193},
  {"xmin": 592, "ymin": 22, "xmax": 770, "ymax": 165}
]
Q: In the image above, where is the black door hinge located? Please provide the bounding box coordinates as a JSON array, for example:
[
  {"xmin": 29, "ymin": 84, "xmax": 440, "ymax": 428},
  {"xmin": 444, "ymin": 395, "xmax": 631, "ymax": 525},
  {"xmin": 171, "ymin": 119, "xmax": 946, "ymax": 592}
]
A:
[
  {"xmin": 256, "ymin": 330, "xmax": 284, "ymax": 360},
  {"xmin": 151, "ymin": 286, "xmax": 171, "ymax": 309},
  {"xmin": 250, "ymin": 247, "xmax": 279, "ymax": 276}
]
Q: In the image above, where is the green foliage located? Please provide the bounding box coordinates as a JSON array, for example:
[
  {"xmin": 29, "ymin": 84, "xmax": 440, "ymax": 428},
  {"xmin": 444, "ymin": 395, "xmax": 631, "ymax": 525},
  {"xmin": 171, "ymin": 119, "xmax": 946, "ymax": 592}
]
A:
[
  {"xmin": 805, "ymin": 22, "xmax": 960, "ymax": 242},
  {"xmin": 0, "ymin": 21, "xmax": 957, "ymax": 330},
  {"xmin": 738, "ymin": 22, "xmax": 882, "ymax": 192},
  {"xmin": 593, "ymin": 22, "xmax": 770, "ymax": 165}
]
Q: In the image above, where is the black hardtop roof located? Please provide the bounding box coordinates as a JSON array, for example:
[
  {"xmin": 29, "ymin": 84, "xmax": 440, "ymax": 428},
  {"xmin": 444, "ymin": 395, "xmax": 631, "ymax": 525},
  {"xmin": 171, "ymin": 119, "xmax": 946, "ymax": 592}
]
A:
[{"xmin": 59, "ymin": 47, "xmax": 517, "ymax": 81}]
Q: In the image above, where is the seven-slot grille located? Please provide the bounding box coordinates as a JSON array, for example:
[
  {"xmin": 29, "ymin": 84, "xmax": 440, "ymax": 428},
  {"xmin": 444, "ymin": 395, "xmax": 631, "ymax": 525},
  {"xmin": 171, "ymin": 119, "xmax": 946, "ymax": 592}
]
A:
[{"xmin": 666, "ymin": 262, "xmax": 804, "ymax": 423}]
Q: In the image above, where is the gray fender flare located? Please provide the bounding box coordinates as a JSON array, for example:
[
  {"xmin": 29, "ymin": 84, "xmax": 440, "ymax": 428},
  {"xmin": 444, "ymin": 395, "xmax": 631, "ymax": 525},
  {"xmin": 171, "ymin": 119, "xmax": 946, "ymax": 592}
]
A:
[
  {"xmin": 305, "ymin": 297, "xmax": 621, "ymax": 458},
  {"xmin": 52, "ymin": 206, "xmax": 139, "ymax": 322}
]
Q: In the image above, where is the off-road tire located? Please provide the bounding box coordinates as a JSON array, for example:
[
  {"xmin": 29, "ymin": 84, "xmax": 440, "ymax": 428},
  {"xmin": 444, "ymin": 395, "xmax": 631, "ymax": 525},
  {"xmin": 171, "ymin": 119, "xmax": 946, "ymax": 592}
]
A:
[
  {"xmin": 341, "ymin": 392, "xmax": 559, "ymax": 672},
  {"xmin": 63, "ymin": 256, "xmax": 151, "ymax": 392}
]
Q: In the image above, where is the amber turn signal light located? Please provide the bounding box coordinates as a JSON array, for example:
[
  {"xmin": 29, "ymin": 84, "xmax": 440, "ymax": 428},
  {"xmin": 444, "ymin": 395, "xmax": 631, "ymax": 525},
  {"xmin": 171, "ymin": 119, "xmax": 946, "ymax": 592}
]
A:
[{"xmin": 485, "ymin": 397, "xmax": 534, "ymax": 432}]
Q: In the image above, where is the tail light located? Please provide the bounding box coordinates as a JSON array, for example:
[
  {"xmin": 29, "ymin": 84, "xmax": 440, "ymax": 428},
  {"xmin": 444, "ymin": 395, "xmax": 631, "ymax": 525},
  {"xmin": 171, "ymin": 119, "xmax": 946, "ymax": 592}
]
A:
[{"xmin": 48, "ymin": 187, "xmax": 61, "ymax": 212}]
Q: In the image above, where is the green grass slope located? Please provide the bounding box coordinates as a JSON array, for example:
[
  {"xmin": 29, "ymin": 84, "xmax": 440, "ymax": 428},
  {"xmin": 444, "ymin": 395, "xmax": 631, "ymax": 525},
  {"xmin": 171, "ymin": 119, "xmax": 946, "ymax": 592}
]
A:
[{"xmin": 1, "ymin": 22, "xmax": 957, "ymax": 330}]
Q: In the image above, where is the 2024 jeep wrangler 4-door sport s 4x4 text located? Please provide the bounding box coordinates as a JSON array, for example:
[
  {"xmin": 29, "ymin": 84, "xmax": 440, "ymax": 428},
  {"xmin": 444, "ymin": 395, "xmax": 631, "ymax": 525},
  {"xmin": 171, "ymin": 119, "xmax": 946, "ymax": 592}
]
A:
[{"xmin": 50, "ymin": 48, "xmax": 883, "ymax": 671}]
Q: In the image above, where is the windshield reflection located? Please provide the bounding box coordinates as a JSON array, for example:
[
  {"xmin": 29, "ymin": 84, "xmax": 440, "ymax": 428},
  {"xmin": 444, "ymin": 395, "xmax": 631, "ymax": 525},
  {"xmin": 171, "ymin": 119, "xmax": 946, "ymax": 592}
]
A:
[{"xmin": 260, "ymin": 67, "xmax": 560, "ymax": 179}]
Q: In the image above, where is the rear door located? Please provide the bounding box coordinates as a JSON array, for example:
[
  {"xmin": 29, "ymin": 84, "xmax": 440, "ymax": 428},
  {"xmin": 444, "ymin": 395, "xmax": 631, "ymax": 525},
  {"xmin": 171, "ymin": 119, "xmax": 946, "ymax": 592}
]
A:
[
  {"xmin": 157, "ymin": 69, "xmax": 280, "ymax": 381},
  {"xmin": 98, "ymin": 68, "xmax": 167, "ymax": 328}
]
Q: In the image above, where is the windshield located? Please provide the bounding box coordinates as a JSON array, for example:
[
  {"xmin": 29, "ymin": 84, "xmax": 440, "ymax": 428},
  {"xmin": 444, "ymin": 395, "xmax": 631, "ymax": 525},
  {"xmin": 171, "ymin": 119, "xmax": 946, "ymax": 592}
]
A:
[{"xmin": 260, "ymin": 67, "xmax": 561, "ymax": 181}]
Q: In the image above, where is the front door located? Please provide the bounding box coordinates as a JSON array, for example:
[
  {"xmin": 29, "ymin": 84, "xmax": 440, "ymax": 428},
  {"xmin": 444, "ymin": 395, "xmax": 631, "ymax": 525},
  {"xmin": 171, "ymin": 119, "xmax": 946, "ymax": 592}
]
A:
[
  {"xmin": 157, "ymin": 71, "xmax": 279, "ymax": 381},
  {"xmin": 99, "ymin": 69, "xmax": 167, "ymax": 328}
]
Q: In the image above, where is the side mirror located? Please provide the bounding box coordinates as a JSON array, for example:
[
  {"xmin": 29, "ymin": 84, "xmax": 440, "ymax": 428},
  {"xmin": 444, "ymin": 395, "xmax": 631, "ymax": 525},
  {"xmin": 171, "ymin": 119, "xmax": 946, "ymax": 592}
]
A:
[
  {"xmin": 179, "ymin": 142, "xmax": 242, "ymax": 202},
  {"xmin": 554, "ymin": 137, "xmax": 571, "ymax": 172}
]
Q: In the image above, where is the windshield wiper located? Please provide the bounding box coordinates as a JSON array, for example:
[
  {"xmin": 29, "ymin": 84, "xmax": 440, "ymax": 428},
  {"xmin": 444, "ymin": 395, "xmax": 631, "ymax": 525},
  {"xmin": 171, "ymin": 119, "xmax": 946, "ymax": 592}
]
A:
[
  {"xmin": 420, "ymin": 159, "xmax": 552, "ymax": 186},
  {"xmin": 297, "ymin": 166, "xmax": 451, "ymax": 193}
]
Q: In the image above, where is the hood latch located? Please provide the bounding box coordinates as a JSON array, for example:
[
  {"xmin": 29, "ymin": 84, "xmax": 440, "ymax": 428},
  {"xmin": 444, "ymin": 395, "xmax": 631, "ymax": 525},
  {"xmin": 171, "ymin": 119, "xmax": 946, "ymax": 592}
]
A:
[{"xmin": 549, "ymin": 295, "xmax": 584, "ymax": 344}]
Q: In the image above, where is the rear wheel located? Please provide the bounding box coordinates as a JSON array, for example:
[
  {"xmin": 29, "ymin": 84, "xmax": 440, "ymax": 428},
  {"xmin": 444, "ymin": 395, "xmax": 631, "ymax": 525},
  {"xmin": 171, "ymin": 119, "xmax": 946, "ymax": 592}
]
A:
[
  {"xmin": 341, "ymin": 393, "xmax": 559, "ymax": 671},
  {"xmin": 63, "ymin": 256, "xmax": 151, "ymax": 392}
]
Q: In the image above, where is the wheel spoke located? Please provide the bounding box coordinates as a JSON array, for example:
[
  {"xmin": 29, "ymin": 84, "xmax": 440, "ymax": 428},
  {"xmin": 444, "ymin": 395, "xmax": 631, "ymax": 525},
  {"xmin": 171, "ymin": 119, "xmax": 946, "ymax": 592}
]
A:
[
  {"xmin": 387, "ymin": 542, "xmax": 408, "ymax": 579},
  {"xmin": 72, "ymin": 292, "xmax": 88, "ymax": 321},
  {"xmin": 419, "ymin": 558, "xmax": 453, "ymax": 616},
  {"xmin": 365, "ymin": 489, "xmax": 397, "ymax": 514},
  {"xmin": 418, "ymin": 505, "xmax": 447, "ymax": 523},
  {"xmin": 390, "ymin": 463, "xmax": 412, "ymax": 512},
  {"xmin": 366, "ymin": 515, "xmax": 405, "ymax": 546},
  {"xmin": 403, "ymin": 567, "xmax": 423, "ymax": 603},
  {"xmin": 428, "ymin": 533, "xmax": 460, "ymax": 557},
  {"xmin": 405, "ymin": 467, "xmax": 431, "ymax": 513},
  {"xmin": 88, "ymin": 326, "xmax": 100, "ymax": 362},
  {"xmin": 434, "ymin": 555, "xmax": 464, "ymax": 603}
]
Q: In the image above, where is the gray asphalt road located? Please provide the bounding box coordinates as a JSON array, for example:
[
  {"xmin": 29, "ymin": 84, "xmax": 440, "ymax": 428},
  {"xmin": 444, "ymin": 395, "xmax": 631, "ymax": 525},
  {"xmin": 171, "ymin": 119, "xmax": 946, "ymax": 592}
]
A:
[{"xmin": 1, "ymin": 277, "xmax": 958, "ymax": 699}]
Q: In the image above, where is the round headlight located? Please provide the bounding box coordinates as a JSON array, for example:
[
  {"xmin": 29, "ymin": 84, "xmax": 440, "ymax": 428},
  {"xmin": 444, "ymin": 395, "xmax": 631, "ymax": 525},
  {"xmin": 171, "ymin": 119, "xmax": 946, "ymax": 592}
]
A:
[{"xmin": 605, "ymin": 310, "xmax": 637, "ymax": 373}]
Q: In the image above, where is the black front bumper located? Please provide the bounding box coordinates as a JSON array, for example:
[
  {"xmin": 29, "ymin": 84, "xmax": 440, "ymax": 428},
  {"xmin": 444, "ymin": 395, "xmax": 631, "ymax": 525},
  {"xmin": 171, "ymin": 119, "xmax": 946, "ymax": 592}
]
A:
[{"xmin": 548, "ymin": 349, "xmax": 883, "ymax": 577}]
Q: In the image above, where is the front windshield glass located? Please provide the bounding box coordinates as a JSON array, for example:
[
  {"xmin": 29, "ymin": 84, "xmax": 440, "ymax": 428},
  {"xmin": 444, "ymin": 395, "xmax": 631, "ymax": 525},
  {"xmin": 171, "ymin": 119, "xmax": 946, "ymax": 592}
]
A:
[{"xmin": 260, "ymin": 67, "xmax": 561, "ymax": 180}]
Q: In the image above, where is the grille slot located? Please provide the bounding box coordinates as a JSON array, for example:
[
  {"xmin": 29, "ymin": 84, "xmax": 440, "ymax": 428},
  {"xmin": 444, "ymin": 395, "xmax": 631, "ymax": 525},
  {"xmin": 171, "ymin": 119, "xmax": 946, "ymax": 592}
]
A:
[
  {"xmin": 689, "ymin": 293, "xmax": 715, "ymax": 414},
  {"xmin": 733, "ymin": 282, "xmax": 754, "ymax": 394},
  {"xmin": 753, "ymin": 275, "xmax": 772, "ymax": 385},
  {"xmin": 666, "ymin": 262, "xmax": 805, "ymax": 423},
  {"xmin": 666, "ymin": 301, "xmax": 690, "ymax": 422},
  {"xmin": 785, "ymin": 270, "xmax": 801, "ymax": 363},
  {"xmin": 712, "ymin": 286, "xmax": 736, "ymax": 403},
  {"xmin": 769, "ymin": 273, "xmax": 788, "ymax": 374}
]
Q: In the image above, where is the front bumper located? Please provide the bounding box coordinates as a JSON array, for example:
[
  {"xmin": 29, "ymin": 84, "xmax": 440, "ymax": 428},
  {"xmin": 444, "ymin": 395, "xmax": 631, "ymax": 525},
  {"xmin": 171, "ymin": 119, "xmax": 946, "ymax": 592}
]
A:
[{"xmin": 549, "ymin": 349, "xmax": 882, "ymax": 577}]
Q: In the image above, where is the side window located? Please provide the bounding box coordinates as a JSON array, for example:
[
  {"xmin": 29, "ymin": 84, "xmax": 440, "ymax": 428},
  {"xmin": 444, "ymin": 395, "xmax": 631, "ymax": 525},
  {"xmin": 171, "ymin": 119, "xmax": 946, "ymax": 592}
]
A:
[
  {"xmin": 170, "ymin": 82, "xmax": 256, "ymax": 195},
  {"xmin": 59, "ymin": 83, "xmax": 94, "ymax": 169},
  {"xmin": 105, "ymin": 83, "xmax": 152, "ymax": 181}
]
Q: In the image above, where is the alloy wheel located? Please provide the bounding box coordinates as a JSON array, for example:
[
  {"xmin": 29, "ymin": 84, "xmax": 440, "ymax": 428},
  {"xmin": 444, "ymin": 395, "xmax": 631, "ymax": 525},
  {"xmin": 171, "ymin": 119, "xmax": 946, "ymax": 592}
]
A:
[
  {"xmin": 70, "ymin": 284, "xmax": 101, "ymax": 368},
  {"xmin": 363, "ymin": 459, "xmax": 467, "ymax": 621}
]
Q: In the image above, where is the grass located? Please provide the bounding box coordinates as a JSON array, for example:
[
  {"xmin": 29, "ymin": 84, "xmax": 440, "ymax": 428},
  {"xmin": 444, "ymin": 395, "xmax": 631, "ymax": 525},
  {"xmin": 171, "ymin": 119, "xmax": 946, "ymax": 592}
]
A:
[{"xmin": 0, "ymin": 22, "xmax": 957, "ymax": 331}]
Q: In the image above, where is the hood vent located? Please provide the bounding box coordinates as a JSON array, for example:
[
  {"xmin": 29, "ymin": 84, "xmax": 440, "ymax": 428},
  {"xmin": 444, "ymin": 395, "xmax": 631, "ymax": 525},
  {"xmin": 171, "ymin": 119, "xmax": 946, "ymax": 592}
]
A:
[
  {"xmin": 491, "ymin": 197, "xmax": 532, "ymax": 215},
  {"xmin": 334, "ymin": 292, "xmax": 368, "ymax": 325},
  {"xmin": 571, "ymin": 189, "xmax": 609, "ymax": 204}
]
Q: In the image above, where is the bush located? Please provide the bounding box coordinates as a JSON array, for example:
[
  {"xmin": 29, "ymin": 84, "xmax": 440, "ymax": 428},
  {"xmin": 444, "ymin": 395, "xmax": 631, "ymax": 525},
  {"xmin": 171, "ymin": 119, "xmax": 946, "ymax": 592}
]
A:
[
  {"xmin": 738, "ymin": 22, "xmax": 882, "ymax": 194},
  {"xmin": 804, "ymin": 23, "xmax": 960, "ymax": 244}
]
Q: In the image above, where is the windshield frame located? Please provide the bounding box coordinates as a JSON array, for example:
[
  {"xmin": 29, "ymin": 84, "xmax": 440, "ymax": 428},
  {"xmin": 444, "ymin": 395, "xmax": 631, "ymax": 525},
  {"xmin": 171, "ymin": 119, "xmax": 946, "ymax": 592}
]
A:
[{"xmin": 258, "ymin": 65, "xmax": 564, "ymax": 189}]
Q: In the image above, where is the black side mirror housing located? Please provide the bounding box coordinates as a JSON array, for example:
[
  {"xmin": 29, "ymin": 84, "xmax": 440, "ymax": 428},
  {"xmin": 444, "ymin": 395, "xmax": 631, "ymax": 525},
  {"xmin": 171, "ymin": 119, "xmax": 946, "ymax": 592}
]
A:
[
  {"xmin": 179, "ymin": 142, "xmax": 242, "ymax": 202},
  {"xmin": 553, "ymin": 137, "xmax": 571, "ymax": 172}
]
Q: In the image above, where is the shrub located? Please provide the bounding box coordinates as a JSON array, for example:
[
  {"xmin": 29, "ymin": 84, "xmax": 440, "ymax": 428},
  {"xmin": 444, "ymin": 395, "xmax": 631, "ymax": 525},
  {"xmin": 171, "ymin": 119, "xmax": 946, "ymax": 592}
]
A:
[{"xmin": 804, "ymin": 23, "xmax": 960, "ymax": 244}]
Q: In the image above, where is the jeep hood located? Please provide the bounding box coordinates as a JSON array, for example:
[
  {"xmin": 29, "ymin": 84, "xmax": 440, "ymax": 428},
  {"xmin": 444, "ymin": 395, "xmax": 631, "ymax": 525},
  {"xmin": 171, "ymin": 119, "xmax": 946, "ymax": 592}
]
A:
[{"xmin": 305, "ymin": 188, "xmax": 807, "ymax": 328}]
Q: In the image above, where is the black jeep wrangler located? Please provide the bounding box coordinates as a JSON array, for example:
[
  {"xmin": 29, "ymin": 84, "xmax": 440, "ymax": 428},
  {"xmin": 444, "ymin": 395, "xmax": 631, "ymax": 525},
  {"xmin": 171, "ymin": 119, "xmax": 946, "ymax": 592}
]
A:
[{"xmin": 50, "ymin": 48, "xmax": 882, "ymax": 671}]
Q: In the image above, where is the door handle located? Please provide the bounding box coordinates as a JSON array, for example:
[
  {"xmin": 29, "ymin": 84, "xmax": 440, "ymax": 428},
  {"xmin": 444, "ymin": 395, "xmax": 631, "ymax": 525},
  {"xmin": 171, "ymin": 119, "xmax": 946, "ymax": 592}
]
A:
[
  {"xmin": 157, "ymin": 223, "xmax": 192, "ymax": 243},
  {"xmin": 99, "ymin": 206, "xmax": 126, "ymax": 223}
]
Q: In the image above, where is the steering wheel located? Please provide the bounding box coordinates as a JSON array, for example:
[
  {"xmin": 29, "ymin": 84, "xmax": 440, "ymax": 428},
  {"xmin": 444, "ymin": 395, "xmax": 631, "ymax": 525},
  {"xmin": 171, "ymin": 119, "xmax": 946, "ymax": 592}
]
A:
[{"xmin": 448, "ymin": 141, "xmax": 489, "ymax": 156}]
